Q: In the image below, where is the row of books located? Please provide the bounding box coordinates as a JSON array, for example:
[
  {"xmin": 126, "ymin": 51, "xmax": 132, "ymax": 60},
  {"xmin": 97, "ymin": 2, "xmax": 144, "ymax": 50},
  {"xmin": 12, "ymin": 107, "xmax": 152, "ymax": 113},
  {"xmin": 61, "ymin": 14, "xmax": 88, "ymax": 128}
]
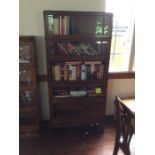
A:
[
  {"xmin": 47, "ymin": 15, "xmax": 110, "ymax": 36},
  {"xmin": 52, "ymin": 61, "xmax": 103, "ymax": 81},
  {"xmin": 53, "ymin": 87, "xmax": 103, "ymax": 98},
  {"xmin": 48, "ymin": 15, "xmax": 70, "ymax": 35},
  {"xmin": 55, "ymin": 42, "xmax": 102, "ymax": 56}
]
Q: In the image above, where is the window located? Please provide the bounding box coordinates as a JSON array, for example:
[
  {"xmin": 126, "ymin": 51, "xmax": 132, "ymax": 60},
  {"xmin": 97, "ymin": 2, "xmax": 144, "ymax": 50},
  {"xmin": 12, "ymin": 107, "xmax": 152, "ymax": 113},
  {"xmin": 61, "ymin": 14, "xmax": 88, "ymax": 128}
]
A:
[{"xmin": 106, "ymin": 0, "xmax": 135, "ymax": 72}]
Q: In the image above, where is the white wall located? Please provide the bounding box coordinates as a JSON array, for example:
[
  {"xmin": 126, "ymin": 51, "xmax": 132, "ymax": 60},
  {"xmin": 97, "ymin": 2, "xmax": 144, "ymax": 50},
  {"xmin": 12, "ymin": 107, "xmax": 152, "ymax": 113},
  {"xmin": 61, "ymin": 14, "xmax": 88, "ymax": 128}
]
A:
[
  {"xmin": 106, "ymin": 79, "xmax": 135, "ymax": 115},
  {"xmin": 19, "ymin": 0, "xmax": 135, "ymax": 120}
]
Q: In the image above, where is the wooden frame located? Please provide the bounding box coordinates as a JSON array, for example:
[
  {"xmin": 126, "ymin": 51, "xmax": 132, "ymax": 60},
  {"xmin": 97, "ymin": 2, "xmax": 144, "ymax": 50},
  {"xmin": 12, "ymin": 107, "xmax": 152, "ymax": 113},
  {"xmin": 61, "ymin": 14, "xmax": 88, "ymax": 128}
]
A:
[{"xmin": 19, "ymin": 36, "xmax": 40, "ymax": 139}]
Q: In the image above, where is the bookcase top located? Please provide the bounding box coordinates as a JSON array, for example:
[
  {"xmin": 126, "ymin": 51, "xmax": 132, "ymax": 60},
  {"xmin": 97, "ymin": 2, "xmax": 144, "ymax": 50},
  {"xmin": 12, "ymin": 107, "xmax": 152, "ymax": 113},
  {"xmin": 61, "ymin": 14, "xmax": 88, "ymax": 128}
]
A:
[{"xmin": 43, "ymin": 10, "xmax": 113, "ymax": 17}]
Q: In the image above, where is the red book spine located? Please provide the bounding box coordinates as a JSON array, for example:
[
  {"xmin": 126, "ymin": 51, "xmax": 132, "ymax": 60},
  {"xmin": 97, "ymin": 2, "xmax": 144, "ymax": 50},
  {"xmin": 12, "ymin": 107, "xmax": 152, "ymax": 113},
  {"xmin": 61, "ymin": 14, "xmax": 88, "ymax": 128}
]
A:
[
  {"xmin": 76, "ymin": 64, "xmax": 81, "ymax": 80},
  {"xmin": 61, "ymin": 16, "xmax": 65, "ymax": 35}
]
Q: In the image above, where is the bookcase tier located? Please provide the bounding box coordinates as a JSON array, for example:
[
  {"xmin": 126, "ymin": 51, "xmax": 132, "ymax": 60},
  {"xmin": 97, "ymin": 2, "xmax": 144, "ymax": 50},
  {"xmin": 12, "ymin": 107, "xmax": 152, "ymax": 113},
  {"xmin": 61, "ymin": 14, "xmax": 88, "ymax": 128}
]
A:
[{"xmin": 44, "ymin": 11, "xmax": 113, "ymax": 129}]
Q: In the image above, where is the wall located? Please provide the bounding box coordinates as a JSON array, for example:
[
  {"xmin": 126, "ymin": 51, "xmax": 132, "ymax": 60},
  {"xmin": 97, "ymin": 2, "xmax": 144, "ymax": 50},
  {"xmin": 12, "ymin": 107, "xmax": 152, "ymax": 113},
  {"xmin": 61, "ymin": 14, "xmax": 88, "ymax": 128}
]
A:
[
  {"xmin": 107, "ymin": 79, "xmax": 135, "ymax": 115},
  {"xmin": 19, "ymin": 0, "xmax": 135, "ymax": 120}
]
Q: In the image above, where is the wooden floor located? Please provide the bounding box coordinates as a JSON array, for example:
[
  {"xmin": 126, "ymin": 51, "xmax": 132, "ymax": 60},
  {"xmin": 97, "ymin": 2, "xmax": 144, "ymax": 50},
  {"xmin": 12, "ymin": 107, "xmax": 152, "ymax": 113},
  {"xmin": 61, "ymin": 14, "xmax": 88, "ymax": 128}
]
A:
[{"xmin": 20, "ymin": 123, "xmax": 124, "ymax": 155}]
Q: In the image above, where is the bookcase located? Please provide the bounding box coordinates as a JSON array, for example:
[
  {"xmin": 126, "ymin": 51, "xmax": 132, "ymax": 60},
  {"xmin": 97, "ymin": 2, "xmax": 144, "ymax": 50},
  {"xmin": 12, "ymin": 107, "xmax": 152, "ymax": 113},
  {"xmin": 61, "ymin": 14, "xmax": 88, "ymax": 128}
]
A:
[
  {"xmin": 44, "ymin": 11, "xmax": 113, "ymax": 130},
  {"xmin": 19, "ymin": 36, "xmax": 40, "ymax": 138}
]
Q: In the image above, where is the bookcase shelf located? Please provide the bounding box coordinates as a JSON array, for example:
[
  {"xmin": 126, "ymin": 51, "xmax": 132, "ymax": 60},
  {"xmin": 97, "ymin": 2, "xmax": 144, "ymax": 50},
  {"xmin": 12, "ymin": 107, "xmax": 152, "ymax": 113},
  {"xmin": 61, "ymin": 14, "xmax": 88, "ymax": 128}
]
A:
[
  {"xmin": 51, "ymin": 96, "xmax": 105, "ymax": 103},
  {"xmin": 49, "ymin": 80, "xmax": 105, "ymax": 86},
  {"xmin": 19, "ymin": 36, "xmax": 40, "ymax": 139},
  {"xmin": 46, "ymin": 35, "xmax": 111, "ymax": 41},
  {"xmin": 47, "ymin": 55, "xmax": 105, "ymax": 62},
  {"xmin": 44, "ymin": 11, "xmax": 113, "ymax": 130}
]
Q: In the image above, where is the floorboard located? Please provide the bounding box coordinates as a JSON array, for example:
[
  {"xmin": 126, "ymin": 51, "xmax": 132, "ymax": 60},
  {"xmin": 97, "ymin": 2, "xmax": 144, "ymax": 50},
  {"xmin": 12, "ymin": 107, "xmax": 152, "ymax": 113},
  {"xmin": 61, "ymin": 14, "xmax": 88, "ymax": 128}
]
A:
[{"xmin": 20, "ymin": 124, "xmax": 124, "ymax": 155}]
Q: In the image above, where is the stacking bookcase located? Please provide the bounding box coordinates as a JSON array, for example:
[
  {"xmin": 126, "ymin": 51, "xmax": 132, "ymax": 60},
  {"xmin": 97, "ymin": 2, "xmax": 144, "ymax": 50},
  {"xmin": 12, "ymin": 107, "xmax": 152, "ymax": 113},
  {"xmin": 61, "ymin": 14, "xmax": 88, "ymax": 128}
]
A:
[
  {"xmin": 19, "ymin": 36, "xmax": 40, "ymax": 138},
  {"xmin": 44, "ymin": 11, "xmax": 113, "ymax": 131}
]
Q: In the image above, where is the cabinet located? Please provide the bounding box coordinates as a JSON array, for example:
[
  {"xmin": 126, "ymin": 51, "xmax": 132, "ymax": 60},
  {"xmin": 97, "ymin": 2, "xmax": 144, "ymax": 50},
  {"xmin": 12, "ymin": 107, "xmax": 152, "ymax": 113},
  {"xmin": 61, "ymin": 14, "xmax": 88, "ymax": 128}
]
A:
[
  {"xmin": 44, "ymin": 11, "xmax": 113, "ymax": 129},
  {"xmin": 19, "ymin": 36, "xmax": 40, "ymax": 138}
]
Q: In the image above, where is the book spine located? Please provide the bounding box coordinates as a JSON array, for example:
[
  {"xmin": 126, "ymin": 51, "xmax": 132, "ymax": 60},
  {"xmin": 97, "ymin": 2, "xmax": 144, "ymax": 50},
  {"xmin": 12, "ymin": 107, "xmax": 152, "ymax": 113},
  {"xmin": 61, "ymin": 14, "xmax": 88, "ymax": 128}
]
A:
[
  {"xmin": 48, "ymin": 15, "xmax": 54, "ymax": 35},
  {"xmin": 79, "ymin": 44, "xmax": 90, "ymax": 55},
  {"xmin": 68, "ymin": 43, "xmax": 80, "ymax": 56},
  {"xmin": 86, "ymin": 64, "xmax": 91, "ymax": 80},
  {"xmin": 81, "ymin": 64, "xmax": 86, "ymax": 80},
  {"xmin": 76, "ymin": 64, "xmax": 81, "ymax": 80},
  {"xmin": 71, "ymin": 65, "xmax": 77, "ymax": 81},
  {"xmin": 64, "ymin": 65, "xmax": 67, "ymax": 80},
  {"xmin": 99, "ymin": 64, "xmax": 104, "ymax": 80},
  {"xmin": 85, "ymin": 61, "xmax": 102, "ymax": 65},
  {"xmin": 53, "ymin": 16, "xmax": 59, "ymax": 34},
  {"xmin": 65, "ymin": 16, "xmax": 70, "ymax": 35},
  {"xmin": 57, "ymin": 43, "xmax": 69, "ymax": 55},
  {"xmin": 90, "ymin": 64, "xmax": 95, "ymax": 79},
  {"xmin": 61, "ymin": 16, "xmax": 65, "ymax": 35},
  {"xmin": 53, "ymin": 65, "xmax": 61, "ymax": 81},
  {"xmin": 68, "ymin": 65, "xmax": 72, "ymax": 81}
]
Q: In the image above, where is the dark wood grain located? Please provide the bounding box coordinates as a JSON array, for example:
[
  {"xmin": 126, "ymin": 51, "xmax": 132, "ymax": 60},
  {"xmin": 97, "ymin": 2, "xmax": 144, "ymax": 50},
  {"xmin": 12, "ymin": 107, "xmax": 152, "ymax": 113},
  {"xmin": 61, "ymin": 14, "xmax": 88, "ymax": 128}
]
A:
[
  {"xmin": 20, "ymin": 123, "xmax": 124, "ymax": 155},
  {"xmin": 108, "ymin": 72, "xmax": 135, "ymax": 79},
  {"xmin": 44, "ymin": 11, "xmax": 113, "ymax": 129},
  {"xmin": 19, "ymin": 36, "xmax": 40, "ymax": 139},
  {"xmin": 37, "ymin": 72, "xmax": 135, "ymax": 82}
]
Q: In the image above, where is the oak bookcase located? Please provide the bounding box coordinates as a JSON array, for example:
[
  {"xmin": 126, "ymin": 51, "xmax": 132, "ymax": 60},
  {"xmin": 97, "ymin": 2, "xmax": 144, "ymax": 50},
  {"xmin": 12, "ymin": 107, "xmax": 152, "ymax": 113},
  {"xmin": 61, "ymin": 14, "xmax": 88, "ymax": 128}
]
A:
[
  {"xmin": 44, "ymin": 11, "xmax": 113, "ymax": 131},
  {"xmin": 19, "ymin": 36, "xmax": 40, "ymax": 138}
]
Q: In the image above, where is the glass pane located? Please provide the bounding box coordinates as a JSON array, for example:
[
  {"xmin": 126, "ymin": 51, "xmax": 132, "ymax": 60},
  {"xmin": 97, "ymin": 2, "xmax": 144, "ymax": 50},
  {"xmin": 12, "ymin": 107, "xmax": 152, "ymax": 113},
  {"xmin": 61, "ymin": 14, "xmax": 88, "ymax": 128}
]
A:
[
  {"xmin": 19, "ymin": 45, "xmax": 31, "ymax": 63},
  {"xmin": 52, "ymin": 61, "xmax": 103, "ymax": 81},
  {"xmin": 19, "ymin": 90, "xmax": 34, "ymax": 105},
  {"xmin": 70, "ymin": 15, "xmax": 103, "ymax": 35},
  {"xmin": 47, "ymin": 15, "xmax": 112, "ymax": 36},
  {"xmin": 48, "ymin": 41, "xmax": 107, "ymax": 56},
  {"xmin": 53, "ymin": 86, "xmax": 103, "ymax": 98},
  {"xmin": 109, "ymin": 53, "xmax": 128, "ymax": 71},
  {"xmin": 106, "ymin": 0, "xmax": 134, "ymax": 72},
  {"xmin": 109, "ymin": 25, "xmax": 132, "ymax": 72},
  {"xmin": 19, "ymin": 69, "xmax": 32, "ymax": 86},
  {"xmin": 19, "ymin": 112, "xmax": 35, "ymax": 126}
]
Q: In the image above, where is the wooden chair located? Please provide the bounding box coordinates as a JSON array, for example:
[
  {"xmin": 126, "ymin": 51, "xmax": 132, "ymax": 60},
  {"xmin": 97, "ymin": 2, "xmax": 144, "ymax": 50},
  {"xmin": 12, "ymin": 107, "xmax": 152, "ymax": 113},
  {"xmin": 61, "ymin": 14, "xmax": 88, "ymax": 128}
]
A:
[{"xmin": 113, "ymin": 96, "xmax": 135, "ymax": 155}]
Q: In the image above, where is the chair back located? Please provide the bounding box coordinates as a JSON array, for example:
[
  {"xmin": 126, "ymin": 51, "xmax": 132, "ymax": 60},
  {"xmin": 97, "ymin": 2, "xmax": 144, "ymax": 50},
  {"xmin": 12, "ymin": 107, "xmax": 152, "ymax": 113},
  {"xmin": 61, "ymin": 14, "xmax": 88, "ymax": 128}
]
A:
[{"xmin": 113, "ymin": 96, "xmax": 134, "ymax": 154}]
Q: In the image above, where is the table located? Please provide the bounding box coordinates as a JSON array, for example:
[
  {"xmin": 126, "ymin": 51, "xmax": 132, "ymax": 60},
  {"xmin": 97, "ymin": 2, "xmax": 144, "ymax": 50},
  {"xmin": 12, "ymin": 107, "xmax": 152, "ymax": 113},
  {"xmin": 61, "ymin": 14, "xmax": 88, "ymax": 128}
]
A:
[{"xmin": 120, "ymin": 98, "xmax": 135, "ymax": 115}]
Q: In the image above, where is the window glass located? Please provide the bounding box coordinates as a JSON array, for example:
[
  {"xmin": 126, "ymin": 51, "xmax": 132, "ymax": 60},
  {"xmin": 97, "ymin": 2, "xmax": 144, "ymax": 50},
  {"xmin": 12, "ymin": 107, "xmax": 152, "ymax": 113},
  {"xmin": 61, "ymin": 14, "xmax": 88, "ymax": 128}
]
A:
[{"xmin": 106, "ymin": 0, "xmax": 135, "ymax": 72}]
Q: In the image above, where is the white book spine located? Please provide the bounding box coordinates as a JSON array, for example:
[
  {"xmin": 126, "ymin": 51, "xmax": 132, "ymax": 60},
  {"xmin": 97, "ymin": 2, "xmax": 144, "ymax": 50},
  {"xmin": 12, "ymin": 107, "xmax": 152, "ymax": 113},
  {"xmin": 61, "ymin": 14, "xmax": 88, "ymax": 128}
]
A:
[{"xmin": 81, "ymin": 64, "xmax": 86, "ymax": 80}]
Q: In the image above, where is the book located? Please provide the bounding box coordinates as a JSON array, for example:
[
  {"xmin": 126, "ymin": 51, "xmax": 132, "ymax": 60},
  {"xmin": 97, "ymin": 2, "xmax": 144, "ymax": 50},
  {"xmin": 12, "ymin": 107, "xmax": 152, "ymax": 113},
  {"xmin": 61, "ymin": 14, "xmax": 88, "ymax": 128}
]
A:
[
  {"xmin": 85, "ymin": 61, "xmax": 102, "ymax": 80},
  {"xmin": 53, "ymin": 64, "xmax": 61, "ymax": 81},
  {"xmin": 79, "ymin": 44, "xmax": 90, "ymax": 55},
  {"xmin": 87, "ymin": 44, "xmax": 98, "ymax": 55},
  {"xmin": 60, "ymin": 16, "xmax": 65, "ymax": 35},
  {"xmin": 57, "ymin": 42, "xmax": 69, "ymax": 55},
  {"xmin": 67, "ymin": 43, "xmax": 80, "ymax": 55},
  {"xmin": 59, "ymin": 16, "xmax": 70, "ymax": 35},
  {"xmin": 53, "ymin": 89, "xmax": 70, "ymax": 98},
  {"xmin": 53, "ymin": 16, "xmax": 59, "ymax": 34},
  {"xmin": 64, "ymin": 65, "xmax": 68, "ymax": 80},
  {"xmin": 95, "ymin": 41, "xmax": 102, "ymax": 55},
  {"xmin": 81, "ymin": 64, "xmax": 87, "ymax": 80},
  {"xmin": 76, "ymin": 64, "xmax": 81, "ymax": 80},
  {"xmin": 68, "ymin": 64, "xmax": 73, "ymax": 81},
  {"xmin": 85, "ymin": 64, "xmax": 91, "ymax": 80},
  {"xmin": 48, "ymin": 15, "xmax": 54, "ymax": 34},
  {"xmin": 98, "ymin": 64, "xmax": 104, "ymax": 80},
  {"xmin": 71, "ymin": 65, "xmax": 77, "ymax": 81}
]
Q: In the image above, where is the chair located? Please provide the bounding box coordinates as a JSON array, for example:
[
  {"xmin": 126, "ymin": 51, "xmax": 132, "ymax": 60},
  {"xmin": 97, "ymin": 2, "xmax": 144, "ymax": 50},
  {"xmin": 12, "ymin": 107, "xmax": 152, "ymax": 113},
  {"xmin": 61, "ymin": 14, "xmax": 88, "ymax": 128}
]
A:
[{"xmin": 113, "ymin": 96, "xmax": 135, "ymax": 155}]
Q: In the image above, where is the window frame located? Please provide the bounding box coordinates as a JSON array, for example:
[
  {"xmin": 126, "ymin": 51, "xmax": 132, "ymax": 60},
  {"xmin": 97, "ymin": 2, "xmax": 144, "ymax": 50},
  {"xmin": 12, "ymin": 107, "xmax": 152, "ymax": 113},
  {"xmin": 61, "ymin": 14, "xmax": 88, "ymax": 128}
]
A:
[{"xmin": 106, "ymin": 0, "xmax": 135, "ymax": 78}]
